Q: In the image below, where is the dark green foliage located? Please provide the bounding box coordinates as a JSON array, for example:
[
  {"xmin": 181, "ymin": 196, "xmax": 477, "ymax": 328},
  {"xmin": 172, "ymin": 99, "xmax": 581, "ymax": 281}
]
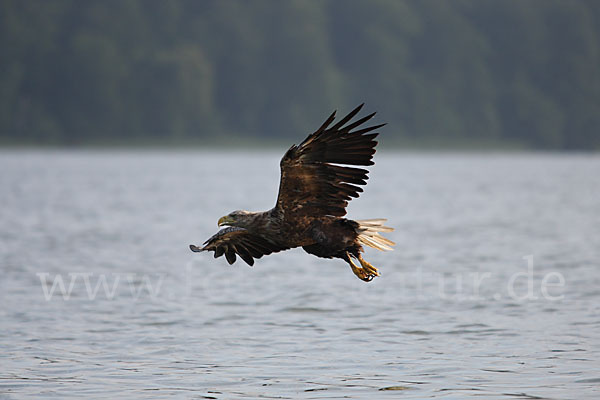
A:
[{"xmin": 0, "ymin": 0, "xmax": 598, "ymax": 149}]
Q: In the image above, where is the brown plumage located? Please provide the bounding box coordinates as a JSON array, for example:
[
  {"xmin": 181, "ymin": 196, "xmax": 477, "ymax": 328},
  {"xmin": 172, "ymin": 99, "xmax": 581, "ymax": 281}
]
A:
[{"xmin": 190, "ymin": 104, "xmax": 394, "ymax": 281}]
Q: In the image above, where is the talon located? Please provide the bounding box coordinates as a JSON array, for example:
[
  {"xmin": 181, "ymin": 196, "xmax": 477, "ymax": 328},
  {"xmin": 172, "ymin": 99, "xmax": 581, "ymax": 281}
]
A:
[
  {"xmin": 346, "ymin": 252, "xmax": 377, "ymax": 282},
  {"xmin": 358, "ymin": 254, "xmax": 380, "ymax": 277}
]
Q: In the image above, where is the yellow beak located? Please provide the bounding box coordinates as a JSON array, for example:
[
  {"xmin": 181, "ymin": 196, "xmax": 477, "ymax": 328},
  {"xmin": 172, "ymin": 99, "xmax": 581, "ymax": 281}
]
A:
[{"xmin": 218, "ymin": 215, "xmax": 232, "ymax": 227}]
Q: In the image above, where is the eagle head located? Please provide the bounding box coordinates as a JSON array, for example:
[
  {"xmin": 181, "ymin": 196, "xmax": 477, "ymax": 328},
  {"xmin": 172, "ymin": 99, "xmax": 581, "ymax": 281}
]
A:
[{"xmin": 218, "ymin": 210, "xmax": 255, "ymax": 228}]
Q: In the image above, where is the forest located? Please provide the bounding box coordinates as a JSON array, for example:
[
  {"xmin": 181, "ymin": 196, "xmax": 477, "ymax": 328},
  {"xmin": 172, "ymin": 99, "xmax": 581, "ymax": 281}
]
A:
[{"xmin": 1, "ymin": 0, "xmax": 599, "ymax": 149}]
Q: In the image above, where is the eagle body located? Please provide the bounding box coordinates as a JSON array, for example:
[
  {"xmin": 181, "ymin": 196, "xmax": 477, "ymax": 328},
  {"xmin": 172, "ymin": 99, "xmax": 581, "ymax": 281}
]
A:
[
  {"xmin": 302, "ymin": 217, "xmax": 361, "ymax": 257},
  {"xmin": 190, "ymin": 104, "xmax": 395, "ymax": 281}
]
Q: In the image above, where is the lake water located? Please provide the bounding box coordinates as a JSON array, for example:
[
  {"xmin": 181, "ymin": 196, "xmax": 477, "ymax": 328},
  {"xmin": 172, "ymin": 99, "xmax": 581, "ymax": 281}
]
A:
[{"xmin": 1, "ymin": 150, "xmax": 599, "ymax": 399}]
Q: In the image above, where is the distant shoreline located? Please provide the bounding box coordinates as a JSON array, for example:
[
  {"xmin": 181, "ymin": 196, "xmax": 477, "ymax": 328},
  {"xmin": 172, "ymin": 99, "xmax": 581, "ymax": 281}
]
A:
[{"xmin": 0, "ymin": 136, "xmax": 569, "ymax": 152}]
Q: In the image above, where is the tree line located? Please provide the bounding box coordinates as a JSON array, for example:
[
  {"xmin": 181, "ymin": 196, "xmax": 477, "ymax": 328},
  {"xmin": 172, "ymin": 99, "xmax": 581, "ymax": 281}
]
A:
[{"xmin": 1, "ymin": 0, "xmax": 599, "ymax": 149}]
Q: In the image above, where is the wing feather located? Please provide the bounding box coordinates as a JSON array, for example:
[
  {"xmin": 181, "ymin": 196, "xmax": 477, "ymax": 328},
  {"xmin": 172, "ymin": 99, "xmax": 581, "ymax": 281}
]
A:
[
  {"xmin": 225, "ymin": 249, "xmax": 237, "ymax": 265},
  {"xmin": 190, "ymin": 227, "xmax": 288, "ymax": 266},
  {"xmin": 276, "ymin": 104, "xmax": 385, "ymax": 217}
]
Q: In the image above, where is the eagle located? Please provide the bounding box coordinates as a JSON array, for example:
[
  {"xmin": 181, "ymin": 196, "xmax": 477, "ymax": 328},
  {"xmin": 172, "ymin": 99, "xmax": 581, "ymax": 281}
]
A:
[{"xmin": 189, "ymin": 104, "xmax": 394, "ymax": 281}]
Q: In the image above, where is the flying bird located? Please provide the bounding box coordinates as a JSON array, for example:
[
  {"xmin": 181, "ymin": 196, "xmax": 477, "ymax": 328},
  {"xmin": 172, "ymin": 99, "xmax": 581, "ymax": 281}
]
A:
[{"xmin": 190, "ymin": 104, "xmax": 394, "ymax": 281}]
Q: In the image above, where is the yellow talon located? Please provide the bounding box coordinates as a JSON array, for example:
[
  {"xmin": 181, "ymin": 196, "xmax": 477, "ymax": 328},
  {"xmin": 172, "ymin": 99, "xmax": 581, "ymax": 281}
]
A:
[
  {"xmin": 346, "ymin": 252, "xmax": 378, "ymax": 282},
  {"xmin": 358, "ymin": 254, "xmax": 380, "ymax": 277}
]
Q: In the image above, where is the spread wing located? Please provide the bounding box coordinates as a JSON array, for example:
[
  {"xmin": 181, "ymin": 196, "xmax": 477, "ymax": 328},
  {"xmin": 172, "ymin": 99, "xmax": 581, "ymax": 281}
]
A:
[
  {"xmin": 190, "ymin": 227, "xmax": 288, "ymax": 266},
  {"xmin": 275, "ymin": 104, "xmax": 385, "ymax": 217}
]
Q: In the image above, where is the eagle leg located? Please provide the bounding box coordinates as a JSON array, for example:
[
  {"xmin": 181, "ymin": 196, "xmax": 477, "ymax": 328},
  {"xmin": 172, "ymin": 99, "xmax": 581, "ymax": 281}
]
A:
[
  {"xmin": 357, "ymin": 253, "xmax": 380, "ymax": 278},
  {"xmin": 345, "ymin": 251, "xmax": 376, "ymax": 282}
]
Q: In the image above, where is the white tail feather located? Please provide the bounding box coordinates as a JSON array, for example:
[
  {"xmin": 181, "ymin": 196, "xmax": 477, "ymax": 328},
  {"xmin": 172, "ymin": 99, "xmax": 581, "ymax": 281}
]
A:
[{"xmin": 356, "ymin": 219, "xmax": 395, "ymax": 251}]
